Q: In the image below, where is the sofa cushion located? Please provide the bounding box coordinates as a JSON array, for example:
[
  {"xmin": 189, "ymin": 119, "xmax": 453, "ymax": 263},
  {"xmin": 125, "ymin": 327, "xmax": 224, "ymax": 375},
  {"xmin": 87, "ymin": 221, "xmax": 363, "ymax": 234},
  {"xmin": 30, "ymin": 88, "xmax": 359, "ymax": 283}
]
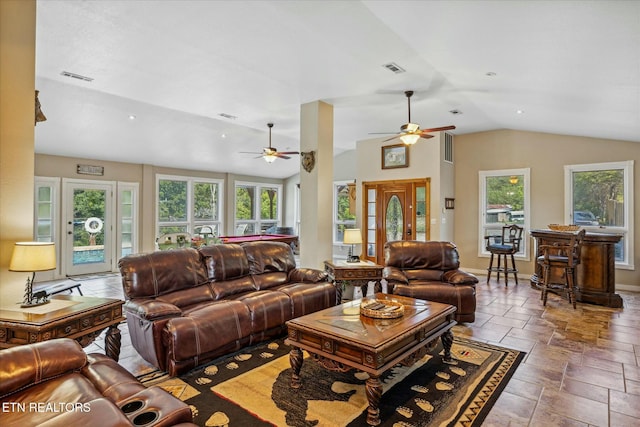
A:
[
  {"xmin": 199, "ymin": 244, "xmax": 251, "ymax": 281},
  {"xmin": 403, "ymin": 269, "xmax": 444, "ymax": 282},
  {"xmin": 165, "ymin": 301, "xmax": 252, "ymax": 362},
  {"xmin": 0, "ymin": 338, "xmax": 87, "ymax": 397},
  {"xmin": 243, "ymin": 241, "xmax": 297, "ymax": 290},
  {"xmin": 384, "ymin": 241, "xmax": 460, "ymax": 270},
  {"xmin": 119, "ymin": 248, "xmax": 208, "ymax": 298}
]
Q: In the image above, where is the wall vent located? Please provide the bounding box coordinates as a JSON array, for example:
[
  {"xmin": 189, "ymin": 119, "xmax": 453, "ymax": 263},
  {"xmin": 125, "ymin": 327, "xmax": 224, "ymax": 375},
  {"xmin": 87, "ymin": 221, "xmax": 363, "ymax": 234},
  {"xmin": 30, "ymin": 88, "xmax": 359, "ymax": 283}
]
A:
[
  {"xmin": 382, "ymin": 62, "xmax": 406, "ymax": 74},
  {"xmin": 218, "ymin": 113, "xmax": 237, "ymax": 120},
  {"xmin": 60, "ymin": 71, "xmax": 94, "ymax": 82},
  {"xmin": 444, "ymin": 132, "xmax": 454, "ymax": 163}
]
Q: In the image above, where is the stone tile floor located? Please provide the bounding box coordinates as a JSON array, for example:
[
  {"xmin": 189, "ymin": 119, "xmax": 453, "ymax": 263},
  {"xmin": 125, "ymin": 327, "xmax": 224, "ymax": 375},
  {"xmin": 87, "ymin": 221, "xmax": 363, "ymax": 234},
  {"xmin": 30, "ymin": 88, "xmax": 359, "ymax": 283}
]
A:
[{"xmin": 81, "ymin": 273, "xmax": 640, "ymax": 426}]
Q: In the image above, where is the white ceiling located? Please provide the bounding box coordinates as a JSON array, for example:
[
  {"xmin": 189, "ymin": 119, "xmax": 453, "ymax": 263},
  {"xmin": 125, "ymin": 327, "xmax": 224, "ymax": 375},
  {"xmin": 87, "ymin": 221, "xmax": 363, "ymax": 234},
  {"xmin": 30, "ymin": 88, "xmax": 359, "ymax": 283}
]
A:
[{"xmin": 35, "ymin": 1, "xmax": 640, "ymax": 179}]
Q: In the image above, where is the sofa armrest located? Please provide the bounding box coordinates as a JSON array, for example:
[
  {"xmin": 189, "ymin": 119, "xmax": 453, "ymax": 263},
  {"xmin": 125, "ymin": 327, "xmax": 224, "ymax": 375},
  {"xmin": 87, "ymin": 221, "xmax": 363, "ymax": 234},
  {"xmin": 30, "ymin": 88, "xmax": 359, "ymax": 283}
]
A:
[
  {"xmin": 382, "ymin": 266, "xmax": 409, "ymax": 284},
  {"xmin": 443, "ymin": 269, "xmax": 479, "ymax": 285},
  {"xmin": 288, "ymin": 268, "xmax": 328, "ymax": 283},
  {"xmin": 124, "ymin": 299, "xmax": 182, "ymax": 321},
  {"xmin": 0, "ymin": 338, "xmax": 86, "ymax": 397}
]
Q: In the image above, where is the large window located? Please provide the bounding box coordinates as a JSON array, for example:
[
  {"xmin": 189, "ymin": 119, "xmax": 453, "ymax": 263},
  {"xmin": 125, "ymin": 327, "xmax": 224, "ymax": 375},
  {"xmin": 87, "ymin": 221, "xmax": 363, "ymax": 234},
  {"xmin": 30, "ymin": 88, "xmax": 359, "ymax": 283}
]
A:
[
  {"xmin": 235, "ymin": 182, "xmax": 282, "ymax": 235},
  {"xmin": 479, "ymin": 168, "xmax": 530, "ymax": 258},
  {"xmin": 34, "ymin": 177, "xmax": 59, "ymax": 243},
  {"xmin": 565, "ymin": 161, "xmax": 634, "ymax": 269},
  {"xmin": 157, "ymin": 175, "xmax": 223, "ymax": 237},
  {"xmin": 334, "ymin": 182, "xmax": 356, "ymax": 243}
]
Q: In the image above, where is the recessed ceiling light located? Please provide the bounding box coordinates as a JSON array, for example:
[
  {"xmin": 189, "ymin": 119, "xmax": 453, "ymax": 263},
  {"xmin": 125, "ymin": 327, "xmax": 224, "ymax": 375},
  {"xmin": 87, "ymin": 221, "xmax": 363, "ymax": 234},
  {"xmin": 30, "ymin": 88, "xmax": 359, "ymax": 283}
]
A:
[
  {"xmin": 128, "ymin": 115, "xmax": 136, "ymax": 120},
  {"xmin": 516, "ymin": 109, "xmax": 524, "ymax": 114},
  {"xmin": 221, "ymin": 133, "xmax": 226, "ymax": 138}
]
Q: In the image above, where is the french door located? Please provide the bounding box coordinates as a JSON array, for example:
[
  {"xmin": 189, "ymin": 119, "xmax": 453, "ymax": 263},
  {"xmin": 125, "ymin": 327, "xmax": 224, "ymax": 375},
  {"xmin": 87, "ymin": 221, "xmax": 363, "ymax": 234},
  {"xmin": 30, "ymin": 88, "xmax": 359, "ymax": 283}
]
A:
[
  {"xmin": 363, "ymin": 178, "xmax": 430, "ymax": 264},
  {"xmin": 63, "ymin": 179, "xmax": 116, "ymax": 276}
]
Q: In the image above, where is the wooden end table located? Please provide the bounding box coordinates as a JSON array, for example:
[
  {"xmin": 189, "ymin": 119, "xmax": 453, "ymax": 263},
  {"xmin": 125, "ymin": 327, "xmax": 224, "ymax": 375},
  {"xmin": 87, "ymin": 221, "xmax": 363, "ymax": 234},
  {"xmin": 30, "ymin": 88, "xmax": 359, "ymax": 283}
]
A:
[
  {"xmin": 324, "ymin": 259, "xmax": 384, "ymax": 302},
  {"xmin": 0, "ymin": 295, "xmax": 125, "ymax": 361},
  {"xmin": 285, "ymin": 293, "xmax": 457, "ymax": 426}
]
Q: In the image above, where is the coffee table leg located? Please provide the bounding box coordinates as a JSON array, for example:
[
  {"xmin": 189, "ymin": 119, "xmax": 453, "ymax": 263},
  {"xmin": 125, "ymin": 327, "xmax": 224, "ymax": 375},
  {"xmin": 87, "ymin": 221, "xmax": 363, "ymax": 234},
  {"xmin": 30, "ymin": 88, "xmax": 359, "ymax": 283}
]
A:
[
  {"xmin": 441, "ymin": 330, "xmax": 456, "ymax": 364},
  {"xmin": 105, "ymin": 324, "xmax": 121, "ymax": 361},
  {"xmin": 289, "ymin": 347, "xmax": 303, "ymax": 389},
  {"xmin": 365, "ymin": 376, "xmax": 382, "ymax": 426}
]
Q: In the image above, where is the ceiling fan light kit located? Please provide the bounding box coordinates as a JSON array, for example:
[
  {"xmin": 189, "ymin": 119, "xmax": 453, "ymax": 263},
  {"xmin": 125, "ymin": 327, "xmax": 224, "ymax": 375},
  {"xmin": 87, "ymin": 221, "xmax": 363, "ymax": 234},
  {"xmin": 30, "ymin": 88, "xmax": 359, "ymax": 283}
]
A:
[
  {"xmin": 240, "ymin": 123, "xmax": 300, "ymax": 163},
  {"xmin": 381, "ymin": 90, "xmax": 455, "ymax": 145}
]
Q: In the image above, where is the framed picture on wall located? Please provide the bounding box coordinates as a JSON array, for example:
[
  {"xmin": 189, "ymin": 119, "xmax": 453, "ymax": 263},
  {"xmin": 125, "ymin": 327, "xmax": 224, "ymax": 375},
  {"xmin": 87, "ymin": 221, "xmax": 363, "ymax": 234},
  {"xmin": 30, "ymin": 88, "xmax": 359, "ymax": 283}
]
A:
[{"xmin": 382, "ymin": 144, "xmax": 409, "ymax": 169}]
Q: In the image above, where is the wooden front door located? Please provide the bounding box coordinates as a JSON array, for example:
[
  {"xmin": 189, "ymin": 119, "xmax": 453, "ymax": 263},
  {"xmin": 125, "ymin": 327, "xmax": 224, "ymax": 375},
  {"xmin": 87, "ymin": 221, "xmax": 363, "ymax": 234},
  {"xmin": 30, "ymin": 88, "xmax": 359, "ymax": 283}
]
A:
[{"xmin": 363, "ymin": 178, "xmax": 430, "ymax": 264}]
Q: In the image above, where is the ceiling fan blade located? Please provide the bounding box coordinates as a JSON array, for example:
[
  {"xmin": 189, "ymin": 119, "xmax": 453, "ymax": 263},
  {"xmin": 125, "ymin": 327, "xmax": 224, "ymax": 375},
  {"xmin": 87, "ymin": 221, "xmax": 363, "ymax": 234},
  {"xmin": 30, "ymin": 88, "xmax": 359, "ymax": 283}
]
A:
[
  {"xmin": 420, "ymin": 125, "xmax": 456, "ymax": 134},
  {"xmin": 383, "ymin": 135, "xmax": 400, "ymax": 142},
  {"xmin": 239, "ymin": 151, "xmax": 263, "ymax": 155},
  {"xmin": 368, "ymin": 132, "xmax": 397, "ymax": 135},
  {"xmin": 420, "ymin": 134, "xmax": 435, "ymax": 140},
  {"xmin": 275, "ymin": 154, "xmax": 291, "ymax": 159},
  {"xmin": 278, "ymin": 151, "xmax": 300, "ymax": 155}
]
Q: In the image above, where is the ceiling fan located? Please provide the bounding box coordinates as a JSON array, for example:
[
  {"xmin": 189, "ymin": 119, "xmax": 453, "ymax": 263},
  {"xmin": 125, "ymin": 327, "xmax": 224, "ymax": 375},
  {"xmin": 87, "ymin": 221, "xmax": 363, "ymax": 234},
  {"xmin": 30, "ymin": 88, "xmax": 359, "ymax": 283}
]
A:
[
  {"xmin": 374, "ymin": 90, "xmax": 455, "ymax": 145},
  {"xmin": 241, "ymin": 123, "xmax": 299, "ymax": 163}
]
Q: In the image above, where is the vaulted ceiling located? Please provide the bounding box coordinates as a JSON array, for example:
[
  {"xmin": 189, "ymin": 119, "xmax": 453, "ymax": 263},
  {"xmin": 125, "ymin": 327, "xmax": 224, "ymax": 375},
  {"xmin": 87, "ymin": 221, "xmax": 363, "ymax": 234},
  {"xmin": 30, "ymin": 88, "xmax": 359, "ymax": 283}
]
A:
[{"xmin": 35, "ymin": 1, "xmax": 640, "ymax": 179}]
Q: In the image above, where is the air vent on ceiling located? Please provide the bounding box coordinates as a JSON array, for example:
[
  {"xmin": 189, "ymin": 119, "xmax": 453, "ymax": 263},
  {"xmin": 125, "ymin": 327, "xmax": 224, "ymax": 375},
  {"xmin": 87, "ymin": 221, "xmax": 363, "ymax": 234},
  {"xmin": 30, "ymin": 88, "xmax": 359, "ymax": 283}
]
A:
[
  {"xmin": 60, "ymin": 71, "xmax": 94, "ymax": 82},
  {"xmin": 449, "ymin": 109, "xmax": 463, "ymax": 115},
  {"xmin": 444, "ymin": 132, "xmax": 454, "ymax": 164},
  {"xmin": 218, "ymin": 113, "xmax": 237, "ymax": 120},
  {"xmin": 382, "ymin": 62, "xmax": 406, "ymax": 74}
]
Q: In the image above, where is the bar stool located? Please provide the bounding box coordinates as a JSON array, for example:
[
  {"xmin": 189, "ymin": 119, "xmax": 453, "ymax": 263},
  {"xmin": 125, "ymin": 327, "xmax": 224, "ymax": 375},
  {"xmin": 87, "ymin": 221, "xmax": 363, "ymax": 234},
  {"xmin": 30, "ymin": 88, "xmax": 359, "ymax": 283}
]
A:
[
  {"xmin": 485, "ymin": 224, "xmax": 523, "ymax": 286},
  {"xmin": 537, "ymin": 229, "xmax": 586, "ymax": 309}
]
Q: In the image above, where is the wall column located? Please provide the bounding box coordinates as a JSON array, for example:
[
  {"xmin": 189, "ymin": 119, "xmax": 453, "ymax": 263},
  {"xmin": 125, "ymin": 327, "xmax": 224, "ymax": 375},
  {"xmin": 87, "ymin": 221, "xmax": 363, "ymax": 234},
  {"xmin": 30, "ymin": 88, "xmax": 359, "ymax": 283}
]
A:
[
  {"xmin": 299, "ymin": 101, "xmax": 333, "ymax": 269},
  {"xmin": 0, "ymin": 0, "xmax": 37, "ymax": 307}
]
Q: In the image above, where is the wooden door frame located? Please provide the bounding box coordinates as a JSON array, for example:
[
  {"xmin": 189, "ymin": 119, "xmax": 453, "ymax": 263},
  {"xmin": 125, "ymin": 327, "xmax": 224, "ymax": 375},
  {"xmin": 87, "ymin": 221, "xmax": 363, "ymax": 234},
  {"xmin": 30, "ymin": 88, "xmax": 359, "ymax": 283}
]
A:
[{"xmin": 361, "ymin": 178, "xmax": 431, "ymax": 264}]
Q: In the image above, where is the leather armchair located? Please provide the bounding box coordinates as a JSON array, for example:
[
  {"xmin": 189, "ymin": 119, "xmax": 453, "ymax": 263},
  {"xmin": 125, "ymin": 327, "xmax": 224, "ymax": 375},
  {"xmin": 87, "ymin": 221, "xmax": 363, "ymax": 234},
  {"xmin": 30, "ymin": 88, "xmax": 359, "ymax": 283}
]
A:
[
  {"xmin": 0, "ymin": 338, "xmax": 195, "ymax": 426},
  {"xmin": 383, "ymin": 241, "xmax": 478, "ymax": 323}
]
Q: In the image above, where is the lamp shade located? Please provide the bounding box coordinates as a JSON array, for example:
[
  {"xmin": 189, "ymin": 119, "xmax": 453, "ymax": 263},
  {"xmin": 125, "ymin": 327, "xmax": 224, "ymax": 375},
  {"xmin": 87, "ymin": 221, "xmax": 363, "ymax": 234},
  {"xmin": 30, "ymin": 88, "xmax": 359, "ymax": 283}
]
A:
[
  {"xmin": 9, "ymin": 242, "xmax": 56, "ymax": 272},
  {"xmin": 343, "ymin": 229, "xmax": 362, "ymax": 245},
  {"xmin": 400, "ymin": 133, "xmax": 420, "ymax": 145}
]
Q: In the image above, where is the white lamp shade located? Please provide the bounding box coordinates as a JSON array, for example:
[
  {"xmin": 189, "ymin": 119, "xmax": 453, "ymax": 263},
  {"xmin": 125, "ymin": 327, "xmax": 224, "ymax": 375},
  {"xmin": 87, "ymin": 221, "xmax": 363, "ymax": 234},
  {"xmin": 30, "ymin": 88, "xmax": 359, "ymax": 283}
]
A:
[
  {"xmin": 400, "ymin": 133, "xmax": 420, "ymax": 145},
  {"xmin": 9, "ymin": 242, "xmax": 56, "ymax": 272},
  {"xmin": 343, "ymin": 229, "xmax": 362, "ymax": 245}
]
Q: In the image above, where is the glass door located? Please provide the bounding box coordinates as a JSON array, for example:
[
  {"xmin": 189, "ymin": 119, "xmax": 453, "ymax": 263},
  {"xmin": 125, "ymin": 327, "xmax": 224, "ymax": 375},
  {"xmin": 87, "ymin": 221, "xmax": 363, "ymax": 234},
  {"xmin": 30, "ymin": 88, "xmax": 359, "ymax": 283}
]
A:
[{"xmin": 63, "ymin": 179, "xmax": 115, "ymax": 276}]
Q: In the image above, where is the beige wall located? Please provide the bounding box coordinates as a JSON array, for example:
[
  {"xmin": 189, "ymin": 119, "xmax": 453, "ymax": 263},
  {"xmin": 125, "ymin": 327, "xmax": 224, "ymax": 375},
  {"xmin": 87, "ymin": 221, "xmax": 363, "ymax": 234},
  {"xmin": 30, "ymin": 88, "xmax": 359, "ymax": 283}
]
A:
[
  {"xmin": 455, "ymin": 129, "xmax": 639, "ymax": 289},
  {"xmin": 0, "ymin": 0, "xmax": 36, "ymax": 307}
]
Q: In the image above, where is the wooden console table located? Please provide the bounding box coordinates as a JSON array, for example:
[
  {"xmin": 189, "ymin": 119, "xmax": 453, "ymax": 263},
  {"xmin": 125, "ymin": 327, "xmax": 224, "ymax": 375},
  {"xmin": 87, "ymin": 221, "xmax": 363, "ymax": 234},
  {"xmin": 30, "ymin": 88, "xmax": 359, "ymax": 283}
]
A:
[
  {"xmin": 529, "ymin": 229, "xmax": 623, "ymax": 308},
  {"xmin": 324, "ymin": 259, "xmax": 384, "ymax": 302},
  {"xmin": 0, "ymin": 295, "xmax": 125, "ymax": 360}
]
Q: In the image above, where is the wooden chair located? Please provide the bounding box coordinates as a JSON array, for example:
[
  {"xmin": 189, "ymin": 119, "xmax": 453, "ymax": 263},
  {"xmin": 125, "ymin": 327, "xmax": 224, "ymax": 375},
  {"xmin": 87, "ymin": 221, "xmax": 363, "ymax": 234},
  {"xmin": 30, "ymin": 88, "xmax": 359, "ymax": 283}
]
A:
[
  {"xmin": 537, "ymin": 229, "xmax": 586, "ymax": 309},
  {"xmin": 485, "ymin": 224, "xmax": 523, "ymax": 286}
]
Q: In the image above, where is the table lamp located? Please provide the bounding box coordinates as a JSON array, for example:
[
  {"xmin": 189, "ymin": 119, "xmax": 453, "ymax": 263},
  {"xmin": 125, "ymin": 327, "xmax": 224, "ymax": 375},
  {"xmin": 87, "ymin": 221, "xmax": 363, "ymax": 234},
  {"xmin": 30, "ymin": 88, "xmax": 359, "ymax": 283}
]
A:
[
  {"xmin": 343, "ymin": 229, "xmax": 362, "ymax": 263},
  {"xmin": 9, "ymin": 242, "xmax": 56, "ymax": 307}
]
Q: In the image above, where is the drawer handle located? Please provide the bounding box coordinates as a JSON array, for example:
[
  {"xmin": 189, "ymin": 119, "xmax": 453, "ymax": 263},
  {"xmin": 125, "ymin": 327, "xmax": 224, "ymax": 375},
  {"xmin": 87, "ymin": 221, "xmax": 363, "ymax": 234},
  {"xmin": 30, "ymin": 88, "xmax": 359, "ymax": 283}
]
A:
[{"xmin": 64, "ymin": 326, "xmax": 72, "ymax": 334}]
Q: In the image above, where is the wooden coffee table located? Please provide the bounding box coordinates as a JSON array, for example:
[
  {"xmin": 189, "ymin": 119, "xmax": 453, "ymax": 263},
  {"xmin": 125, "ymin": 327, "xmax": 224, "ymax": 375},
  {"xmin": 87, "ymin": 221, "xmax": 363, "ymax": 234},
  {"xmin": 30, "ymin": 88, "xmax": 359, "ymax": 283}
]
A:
[
  {"xmin": 285, "ymin": 293, "xmax": 457, "ymax": 426},
  {"xmin": 0, "ymin": 295, "xmax": 124, "ymax": 361}
]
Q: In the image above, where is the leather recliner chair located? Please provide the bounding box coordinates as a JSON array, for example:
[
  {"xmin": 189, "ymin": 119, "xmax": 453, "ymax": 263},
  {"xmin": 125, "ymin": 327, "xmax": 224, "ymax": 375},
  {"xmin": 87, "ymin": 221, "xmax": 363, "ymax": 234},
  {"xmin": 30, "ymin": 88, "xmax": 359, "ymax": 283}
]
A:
[
  {"xmin": 0, "ymin": 338, "xmax": 196, "ymax": 426},
  {"xmin": 382, "ymin": 240, "xmax": 478, "ymax": 323}
]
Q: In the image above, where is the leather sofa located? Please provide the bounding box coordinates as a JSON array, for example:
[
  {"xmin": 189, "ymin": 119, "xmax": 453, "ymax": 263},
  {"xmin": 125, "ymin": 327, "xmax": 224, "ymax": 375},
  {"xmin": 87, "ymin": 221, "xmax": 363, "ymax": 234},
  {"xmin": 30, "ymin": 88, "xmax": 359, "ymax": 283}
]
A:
[
  {"xmin": 119, "ymin": 241, "xmax": 336, "ymax": 376},
  {"xmin": 0, "ymin": 338, "xmax": 195, "ymax": 426},
  {"xmin": 382, "ymin": 241, "xmax": 478, "ymax": 323}
]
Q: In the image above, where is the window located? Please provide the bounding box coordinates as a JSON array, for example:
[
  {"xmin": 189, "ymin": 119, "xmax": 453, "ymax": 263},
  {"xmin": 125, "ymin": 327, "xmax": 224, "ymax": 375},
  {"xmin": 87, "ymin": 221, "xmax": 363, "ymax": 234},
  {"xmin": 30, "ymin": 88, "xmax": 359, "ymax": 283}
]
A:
[
  {"xmin": 334, "ymin": 182, "xmax": 356, "ymax": 243},
  {"xmin": 34, "ymin": 177, "xmax": 60, "ymax": 243},
  {"xmin": 479, "ymin": 169, "xmax": 530, "ymax": 258},
  {"xmin": 565, "ymin": 161, "xmax": 634, "ymax": 269},
  {"xmin": 235, "ymin": 182, "xmax": 282, "ymax": 234},
  {"xmin": 118, "ymin": 182, "xmax": 138, "ymax": 258},
  {"xmin": 157, "ymin": 175, "xmax": 223, "ymax": 237}
]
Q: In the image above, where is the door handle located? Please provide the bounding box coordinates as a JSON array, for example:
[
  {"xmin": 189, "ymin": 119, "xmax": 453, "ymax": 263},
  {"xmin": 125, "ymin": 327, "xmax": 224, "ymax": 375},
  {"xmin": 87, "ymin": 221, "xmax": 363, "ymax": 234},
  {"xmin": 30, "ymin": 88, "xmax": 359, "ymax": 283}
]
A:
[{"xmin": 407, "ymin": 225, "xmax": 412, "ymax": 236}]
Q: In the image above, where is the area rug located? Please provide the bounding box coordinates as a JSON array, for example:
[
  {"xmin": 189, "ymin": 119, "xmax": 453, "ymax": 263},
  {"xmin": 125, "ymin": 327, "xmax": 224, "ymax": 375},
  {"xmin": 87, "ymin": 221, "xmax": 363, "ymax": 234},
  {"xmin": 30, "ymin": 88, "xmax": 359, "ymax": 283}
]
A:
[{"xmin": 139, "ymin": 336, "xmax": 524, "ymax": 427}]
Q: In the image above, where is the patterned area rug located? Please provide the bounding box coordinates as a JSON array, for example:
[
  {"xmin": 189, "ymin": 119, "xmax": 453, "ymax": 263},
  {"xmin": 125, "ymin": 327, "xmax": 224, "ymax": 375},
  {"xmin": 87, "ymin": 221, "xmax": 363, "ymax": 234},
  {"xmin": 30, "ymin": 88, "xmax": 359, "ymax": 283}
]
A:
[{"xmin": 140, "ymin": 336, "xmax": 524, "ymax": 427}]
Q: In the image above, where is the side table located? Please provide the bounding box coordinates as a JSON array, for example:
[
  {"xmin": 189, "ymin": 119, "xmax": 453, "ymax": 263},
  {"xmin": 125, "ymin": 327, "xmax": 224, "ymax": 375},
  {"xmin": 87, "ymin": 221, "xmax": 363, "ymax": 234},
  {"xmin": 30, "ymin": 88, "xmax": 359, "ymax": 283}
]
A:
[
  {"xmin": 0, "ymin": 295, "xmax": 125, "ymax": 361},
  {"xmin": 324, "ymin": 259, "xmax": 384, "ymax": 302}
]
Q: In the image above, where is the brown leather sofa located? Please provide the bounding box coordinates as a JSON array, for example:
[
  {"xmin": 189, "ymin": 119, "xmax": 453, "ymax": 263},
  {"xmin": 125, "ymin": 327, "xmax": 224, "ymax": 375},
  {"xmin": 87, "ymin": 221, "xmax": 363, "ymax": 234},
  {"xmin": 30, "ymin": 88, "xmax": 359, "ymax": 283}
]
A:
[
  {"xmin": 0, "ymin": 338, "xmax": 196, "ymax": 426},
  {"xmin": 382, "ymin": 241, "xmax": 478, "ymax": 323},
  {"xmin": 119, "ymin": 241, "xmax": 336, "ymax": 376}
]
